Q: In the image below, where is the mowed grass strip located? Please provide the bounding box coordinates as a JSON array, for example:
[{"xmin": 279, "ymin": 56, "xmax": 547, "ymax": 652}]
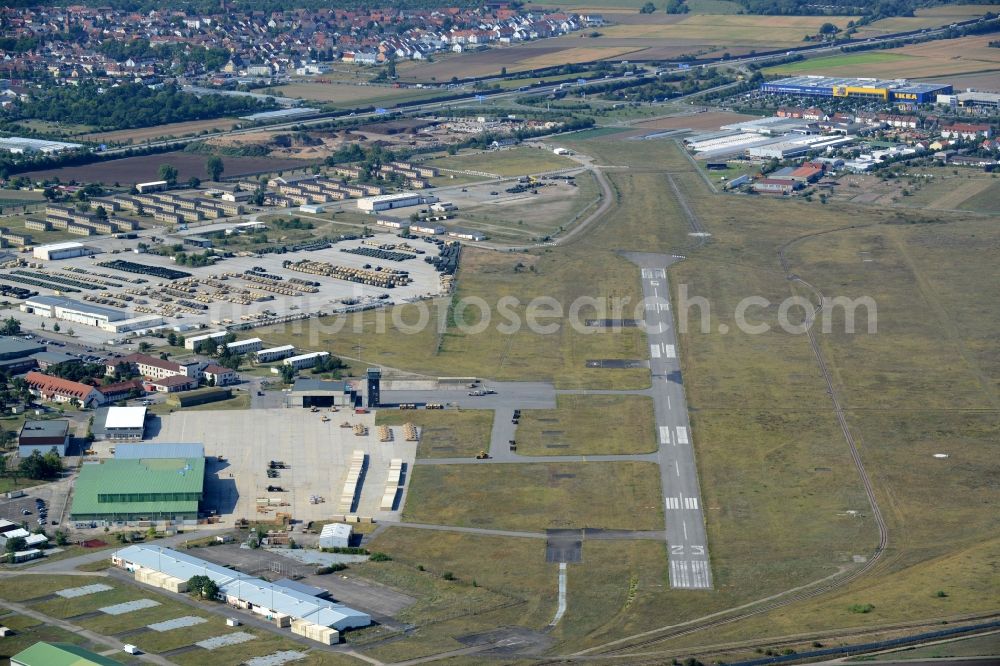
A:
[
  {"xmin": 428, "ymin": 146, "xmax": 578, "ymax": 176},
  {"xmin": 170, "ymin": 631, "xmax": 306, "ymax": 666},
  {"xmin": 516, "ymin": 394, "xmax": 657, "ymax": 456},
  {"xmin": 32, "ymin": 585, "xmax": 150, "ymax": 620},
  {"xmin": 402, "ymin": 461, "xmax": 664, "ymax": 531},
  {"xmin": 375, "ymin": 409, "xmax": 493, "ymax": 459},
  {"xmin": 0, "ymin": 574, "xmax": 114, "ymax": 602},
  {"xmin": 132, "ymin": 616, "xmax": 246, "ymax": 654},
  {"xmin": 77, "ymin": 601, "xmax": 211, "ymax": 636}
]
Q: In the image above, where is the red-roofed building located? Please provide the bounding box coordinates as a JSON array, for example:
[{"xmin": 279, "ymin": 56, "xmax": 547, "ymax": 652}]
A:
[
  {"xmin": 788, "ymin": 163, "xmax": 824, "ymax": 182},
  {"xmin": 25, "ymin": 371, "xmax": 103, "ymax": 407},
  {"xmin": 96, "ymin": 379, "xmax": 145, "ymax": 403},
  {"xmin": 941, "ymin": 123, "xmax": 993, "ymax": 140}
]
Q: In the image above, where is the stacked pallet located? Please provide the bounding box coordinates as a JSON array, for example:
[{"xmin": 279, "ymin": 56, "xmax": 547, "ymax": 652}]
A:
[
  {"xmin": 380, "ymin": 458, "xmax": 403, "ymax": 511},
  {"xmin": 338, "ymin": 450, "xmax": 366, "ymax": 513},
  {"xmin": 353, "ymin": 423, "xmax": 368, "ymax": 437},
  {"xmin": 402, "ymin": 423, "xmax": 419, "ymax": 442},
  {"xmin": 378, "ymin": 425, "xmax": 392, "ymax": 442}
]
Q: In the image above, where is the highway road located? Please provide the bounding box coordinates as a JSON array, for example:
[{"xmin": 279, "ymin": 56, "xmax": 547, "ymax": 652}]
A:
[
  {"xmin": 629, "ymin": 251, "xmax": 712, "ymax": 590},
  {"xmin": 89, "ymin": 14, "xmax": 985, "ymax": 159}
]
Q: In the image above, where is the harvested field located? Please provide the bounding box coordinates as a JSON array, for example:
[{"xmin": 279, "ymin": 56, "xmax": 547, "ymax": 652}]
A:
[
  {"xmin": 398, "ymin": 46, "xmax": 566, "ymax": 81},
  {"xmin": 398, "ymin": 42, "xmax": 640, "ymax": 81},
  {"xmin": 273, "ymin": 81, "xmax": 442, "ymax": 107},
  {"xmin": 926, "ymin": 70, "xmax": 1000, "ymax": 92},
  {"xmin": 632, "ymin": 111, "xmax": 760, "ymax": 131},
  {"xmin": 767, "ymin": 35, "xmax": 1000, "ymax": 79},
  {"xmin": 20, "ymin": 151, "xmax": 311, "ymax": 185},
  {"xmin": 516, "ymin": 45, "xmax": 645, "ymax": 69},
  {"xmin": 853, "ymin": 4, "xmax": 994, "ymax": 38},
  {"xmin": 78, "ymin": 118, "xmax": 240, "ymax": 145},
  {"xmin": 597, "ymin": 14, "xmax": 857, "ymax": 46}
]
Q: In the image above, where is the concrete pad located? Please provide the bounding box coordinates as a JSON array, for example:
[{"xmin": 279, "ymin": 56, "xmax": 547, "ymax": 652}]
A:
[
  {"xmin": 148, "ymin": 615, "xmax": 207, "ymax": 632},
  {"xmin": 150, "ymin": 408, "xmax": 417, "ymax": 523},
  {"xmin": 56, "ymin": 583, "xmax": 113, "ymax": 598},
  {"xmin": 196, "ymin": 631, "xmax": 256, "ymax": 650},
  {"xmin": 100, "ymin": 598, "xmax": 160, "ymax": 615},
  {"xmin": 245, "ymin": 651, "xmax": 308, "ymax": 666}
]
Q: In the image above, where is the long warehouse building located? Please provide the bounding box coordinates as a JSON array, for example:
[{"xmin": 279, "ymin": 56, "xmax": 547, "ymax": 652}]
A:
[
  {"xmin": 21, "ymin": 295, "xmax": 163, "ymax": 333},
  {"xmin": 761, "ymin": 76, "xmax": 951, "ymax": 103},
  {"xmin": 112, "ymin": 545, "xmax": 370, "ymax": 643}
]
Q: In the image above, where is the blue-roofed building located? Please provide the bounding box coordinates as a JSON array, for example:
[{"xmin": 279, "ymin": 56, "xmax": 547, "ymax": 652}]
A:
[
  {"xmin": 113, "ymin": 443, "xmax": 205, "ymax": 459},
  {"xmin": 760, "ymin": 75, "xmax": 952, "ymax": 104},
  {"xmin": 112, "ymin": 545, "xmax": 370, "ymax": 641}
]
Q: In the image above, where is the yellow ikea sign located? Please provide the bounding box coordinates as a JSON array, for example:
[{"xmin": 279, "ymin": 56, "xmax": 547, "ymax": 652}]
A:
[
  {"xmin": 833, "ymin": 86, "xmax": 889, "ymax": 99},
  {"xmin": 894, "ymin": 92, "xmax": 918, "ymax": 100}
]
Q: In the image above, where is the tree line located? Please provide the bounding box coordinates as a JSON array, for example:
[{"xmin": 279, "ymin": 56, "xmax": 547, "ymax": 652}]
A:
[{"xmin": 4, "ymin": 82, "xmax": 273, "ymax": 132}]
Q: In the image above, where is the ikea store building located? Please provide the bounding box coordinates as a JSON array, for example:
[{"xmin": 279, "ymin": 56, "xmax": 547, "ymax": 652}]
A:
[{"xmin": 761, "ymin": 76, "xmax": 952, "ymax": 103}]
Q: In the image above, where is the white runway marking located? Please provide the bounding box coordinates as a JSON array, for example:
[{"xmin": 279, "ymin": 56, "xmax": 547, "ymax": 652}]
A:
[
  {"xmin": 682, "ymin": 520, "xmax": 688, "ymax": 540},
  {"xmin": 665, "ymin": 497, "xmax": 680, "ymax": 510},
  {"xmin": 667, "ymin": 395, "xmax": 671, "ymax": 409},
  {"xmin": 684, "ymin": 497, "xmax": 699, "ymax": 510},
  {"xmin": 659, "ymin": 426, "xmax": 671, "ymax": 444},
  {"xmin": 675, "ymin": 461, "xmax": 680, "ymax": 476},
  {"xmin": 670, "ymin": 560, "xmax": 691, "ymax": 588},
  {"xmin": 676, "ymin": 426, "xmax": 689, "ymax": 445},
  {"xmin": 549, "ymin": 562, "xmax": 568, "ymax": 627},
  {"xmin": 660, "ymin": 301, "xmax": 670, "ymax": 312},
  {"xmin": 650, "ymin": 344, "xmax": 661, "ymax": 359},
  {"xmin": 690, "ymin": 560, "xmax": 711, "ymax": 588},
  {"xmin": 664, "ymin": 344, "xmax": 676, "ymax": 358}
]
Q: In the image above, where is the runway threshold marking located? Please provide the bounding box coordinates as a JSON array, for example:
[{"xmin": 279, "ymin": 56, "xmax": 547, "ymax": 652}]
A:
[
  {"xmin": 659, "ymin": 426, "xmax": 671, "ymax": 445},
  {"xmin": 650, "ymin": 345, "xmax": 661, "ymax": 359},
  {"xmin": 676, "ymin": 426, "xmax": 689, "ymax": 445},
  {"xmin": 664, "ymin": 344, "xmax": 676, "ymax": 358}
]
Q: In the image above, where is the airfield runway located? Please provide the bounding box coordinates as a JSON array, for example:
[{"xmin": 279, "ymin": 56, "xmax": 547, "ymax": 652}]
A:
[{"xmin": 631, "ymin": 253, "xmax": 713, "ymax": 590}]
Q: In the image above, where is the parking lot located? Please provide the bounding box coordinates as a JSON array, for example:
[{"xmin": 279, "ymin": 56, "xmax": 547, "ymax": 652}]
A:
[
  {"xmin": 0, "ymin": 475, "xmax": 74, "ymax": 530},
  {"xmin": 149, "ymin": 408, "xmax": 418, "ymax": 524}
]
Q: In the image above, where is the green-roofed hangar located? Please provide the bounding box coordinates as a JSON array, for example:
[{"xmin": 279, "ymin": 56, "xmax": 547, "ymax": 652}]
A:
[
  {"xmin": 11, "ymin": 641, "xmax": 124, "ymax": 666},
  {"xmin": 70, "ymin": 457, "xmax": 205, "ymax": 522}
]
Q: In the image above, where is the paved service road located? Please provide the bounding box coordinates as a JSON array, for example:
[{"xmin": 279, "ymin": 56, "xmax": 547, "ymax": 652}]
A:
[{"xmin": 627, "ymin": 252, "xmax": 713, "ymax": 590}]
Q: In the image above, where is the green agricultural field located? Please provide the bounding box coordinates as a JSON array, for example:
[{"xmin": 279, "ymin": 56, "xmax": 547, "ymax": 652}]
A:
[
  {"xmin": 402, "ymin": 461, "xmax": 664, "ymax": 531},
  {"xmin": 516, "ymin": 394, "xmax": 657, "ymax": 455},
  {"xmin": 764, "ymin": 51, "xmax": 919, "ymax": 75},
  {"xmin": 427, "ymin": 146, "xmax": 578, "ymax": 177},
  {"xmin": 375, "ymin": 409, "xmax": 493, "ymax": 458}
]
